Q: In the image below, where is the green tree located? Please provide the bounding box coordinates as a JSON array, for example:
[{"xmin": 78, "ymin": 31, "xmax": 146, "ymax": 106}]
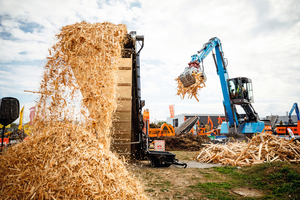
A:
[
  {"xmin": 157, "ymin": 121, "xmax": 168, "ymax": 127},
  {"xmin": 149, "ymin": 123, "xmax": 159, "ymax": 128},
  {"xmin": 10, "ymin": 123, "xmax": 17, "ymax": 128}
]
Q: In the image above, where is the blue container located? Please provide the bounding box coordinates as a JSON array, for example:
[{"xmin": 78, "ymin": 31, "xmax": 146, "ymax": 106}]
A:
[{"xmin": 216, "ymin": 136, "xmax": 227, "ymax": 139}]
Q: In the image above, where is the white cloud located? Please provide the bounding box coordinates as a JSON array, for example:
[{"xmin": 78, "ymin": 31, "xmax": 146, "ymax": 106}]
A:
[{"xmin": 0, "ymin": 0, "xmax": 299, "ymax": 123}]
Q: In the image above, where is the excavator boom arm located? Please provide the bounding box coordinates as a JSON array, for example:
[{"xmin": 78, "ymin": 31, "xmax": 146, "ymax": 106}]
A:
[
  {"xmin": 207, "ymin": 116, "xmax": 213, "ymax": 129},
  {"xmin": 289, "ymin": 103, "xmax": 300, "ymax": 123},
  {"xmin": 179, "ymin": 37, "xmax": 264, "ymax": 135},
  {"xmin": 191, "ymin": 38, "xmax": 223, "ymax": 64},
  {"xmin": 190, "ymin": 37, "xmax": 239, "ymax": 127}
]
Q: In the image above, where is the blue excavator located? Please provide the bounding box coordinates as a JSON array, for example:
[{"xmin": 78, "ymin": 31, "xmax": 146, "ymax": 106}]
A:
[
  {"xmin": 288, "ymin": 103, "xmax": 300, "ymax": 126},
  {"xmin": 179, "ymin": 37, "xmax": 265, "ymax": 139}
]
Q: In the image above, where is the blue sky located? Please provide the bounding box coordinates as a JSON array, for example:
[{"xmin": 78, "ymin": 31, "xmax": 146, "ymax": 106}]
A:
[{"xmin": 0, "ymin": 0, "xmax": 300, "ymax": 123}]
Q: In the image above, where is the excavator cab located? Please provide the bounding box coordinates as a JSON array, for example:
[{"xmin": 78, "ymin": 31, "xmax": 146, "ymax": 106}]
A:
[{"xmin": 227, "ymin": 77, "xmax": 254, "ymax": 105}]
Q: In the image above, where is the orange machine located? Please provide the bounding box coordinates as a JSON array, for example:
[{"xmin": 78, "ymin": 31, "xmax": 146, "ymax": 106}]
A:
[
  {"xmin": 276, "ymin": 125, "xmax": 299, "ymax": 135},
  {"xmin": 276, "ymin": 103, "xmax": 300, "ymax": 135},
  {"xmin": 217, "ymin": 116, "xmax": 224, "ymax": 125},
  {"xmin": 143, "ymin": 108, "xmax": 150, "ymax": 134},
  {"xmin": 207, "ymin": 116, "xmax": 213, "ymax": 130},
  {"xmin": 263, "ymin": 125, "xmax": 273, "ymax": 134},
  {"xmin": 198, "ymin": 116, "xmax": 220, "ymax": 136},
  {"xmin": 148, "ymin": 123, "xmax": 175, "ymax": 138},
  {"xmin": 198, "ymin": 116, "xmax": 213, "ymax": 135},
  {"xmin": 143, "ymin": 109, "xmax": 175, "ymax": 139}
]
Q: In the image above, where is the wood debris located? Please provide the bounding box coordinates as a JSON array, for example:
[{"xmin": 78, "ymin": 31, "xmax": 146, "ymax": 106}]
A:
[
  {"xmin": 193, "ymin": 133, "xmax": 300, "ymax": 166},
  {"xmin": 0, "ymin": 22, "xmax": 147, "ymax": 199},
  {"xmin": 158, "ymin": 134, "xmax": 210, "ymax": 151},
  {"xmin": 175, "ymin": 72, "xmax": 206, "ymax": 101}
]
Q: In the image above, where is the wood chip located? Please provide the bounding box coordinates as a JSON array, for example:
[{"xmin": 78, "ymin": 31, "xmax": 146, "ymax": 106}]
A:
[
  {"xmin": 194, "ymin": 133, "xmax": 300, "ymax": 166},
  {"xmin": 175, "ymin": 71, "xmax": 206, "ymax": 101},
  {"xmin": 0, "ymin": 22, "xmax": 147, "ymax": 199}
]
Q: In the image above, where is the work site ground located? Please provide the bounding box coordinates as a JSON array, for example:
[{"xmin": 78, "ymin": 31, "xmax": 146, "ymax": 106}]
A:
[{"xmin": 128, "ymin": 151, "xmax": 300, "ymax": 200}]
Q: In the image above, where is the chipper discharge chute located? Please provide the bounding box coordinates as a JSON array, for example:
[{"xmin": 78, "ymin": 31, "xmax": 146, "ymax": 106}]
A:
[{"xmin": 110, "ymin": 31, "xmax": 186, "ymax": 168}]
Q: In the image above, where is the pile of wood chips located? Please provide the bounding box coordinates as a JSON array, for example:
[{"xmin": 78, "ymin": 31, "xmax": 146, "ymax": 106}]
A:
[
  {"xmin": 193, "ymin": 133, "xmax": 300, "ymax": 167},
  {"xmin": 175, "ymin": 72, "xmax": 206, "ymax": 101},
  {"xmin": 158, "ymin": 134, "xmax": 210, "ymax": 151},
  {"xmin": 0, "ymin": 22, "xmax": 147, "ymax": 199}
]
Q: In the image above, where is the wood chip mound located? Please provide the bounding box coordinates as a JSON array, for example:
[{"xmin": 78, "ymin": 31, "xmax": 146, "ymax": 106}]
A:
[
  {"xmin": 175, "ymin": 72, "xmax": 206, "ymax": 102},
  {"xmin": 158, "ymin": 134, "xmax": 210, "ymax": 151},
  {"xmin": 193, "ymin": 133, "xmax": 300, "ymax": 166},
  {"xmin": 0, "ymin": 22, "xmax": 147, "ymax": 199},
  {"xmin": 0, "ymin": 123, "xmax": 146, "ymax": 199}
]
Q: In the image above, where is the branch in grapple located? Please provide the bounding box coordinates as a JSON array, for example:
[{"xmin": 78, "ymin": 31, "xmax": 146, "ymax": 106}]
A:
[{"xmin": 175, "ymin": 71, "xmax": 206, "ymax": 102}]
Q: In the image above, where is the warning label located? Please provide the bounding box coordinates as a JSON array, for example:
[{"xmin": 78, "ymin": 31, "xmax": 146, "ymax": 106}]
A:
[{"xmin": 154, "ymin": 140, "xmax": 165, "ymax": 151}]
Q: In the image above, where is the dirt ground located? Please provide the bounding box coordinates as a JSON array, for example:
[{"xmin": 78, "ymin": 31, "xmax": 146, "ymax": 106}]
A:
[{"xmin": 128, "ymin": 151, "xmax": 266, "ymax": 200}]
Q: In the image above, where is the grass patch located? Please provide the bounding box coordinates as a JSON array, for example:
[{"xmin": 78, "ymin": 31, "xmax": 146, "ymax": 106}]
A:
[
  {"xmin": 145, "ymin": 189, "xmax": 155, "ymax": 192},
  {"xmin": 213, "ymin": 162, "xmax": 300, "ymax": 199},
  {"xmin": 189, "ymin": 182, "xmax": 233, "ymax": 200},
  {"xmin": 214, "ymin": 166, "xmax": 239, "ymax": 174},
  {"xmin": 204, "ymin": 174, "xmax": 214, "ymax": 179},
  {"xmin": 130, "ymin": 152, "xmax": 300, "ymax": 200},
  {"xmin": 197, "ymin": 169, "xmax": 210, "ymax": 174}
]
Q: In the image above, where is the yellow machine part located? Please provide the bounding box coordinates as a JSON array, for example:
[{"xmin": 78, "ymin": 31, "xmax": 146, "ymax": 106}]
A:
[
  {"xmin": 0, "ymin": 124, "xmax": 10, "ymax": 128},
  {"xmin": 23, "ymin": 124, "xmax": 32, "ymax": 136}
]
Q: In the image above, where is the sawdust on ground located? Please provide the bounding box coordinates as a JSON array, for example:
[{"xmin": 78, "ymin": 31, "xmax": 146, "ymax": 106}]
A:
[{"xmin": 158, "ymin": 134, "xmax": 210, "ymax": 151}]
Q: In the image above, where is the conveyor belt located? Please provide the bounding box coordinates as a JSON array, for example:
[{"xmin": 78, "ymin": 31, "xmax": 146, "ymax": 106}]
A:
[{"xmin": 175, "ymin": 116, "xmax": 198, "ymax": 135}]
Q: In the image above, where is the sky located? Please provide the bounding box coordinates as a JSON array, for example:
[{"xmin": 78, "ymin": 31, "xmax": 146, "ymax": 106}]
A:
[{"xmin": 0, "ymin": 0, "xmax": 299, "ymax": 123}]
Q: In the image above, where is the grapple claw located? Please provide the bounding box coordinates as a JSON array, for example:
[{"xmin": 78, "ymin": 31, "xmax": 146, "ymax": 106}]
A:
[{"xmin": 179, "ymin": 61, "xmax": 207, "ymax": 87}]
